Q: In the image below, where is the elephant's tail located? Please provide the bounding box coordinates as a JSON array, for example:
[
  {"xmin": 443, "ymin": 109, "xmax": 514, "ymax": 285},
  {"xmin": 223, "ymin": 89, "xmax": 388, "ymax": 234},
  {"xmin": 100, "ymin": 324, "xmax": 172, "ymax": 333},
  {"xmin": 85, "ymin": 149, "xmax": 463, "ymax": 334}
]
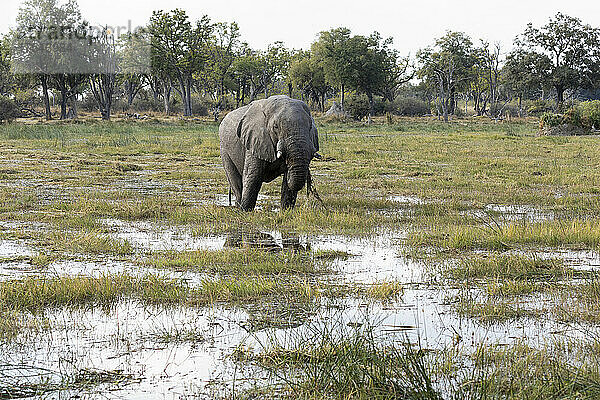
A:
[{"xmin": 228, "ymin": 188, "xmax": 232, "ymax": 206}]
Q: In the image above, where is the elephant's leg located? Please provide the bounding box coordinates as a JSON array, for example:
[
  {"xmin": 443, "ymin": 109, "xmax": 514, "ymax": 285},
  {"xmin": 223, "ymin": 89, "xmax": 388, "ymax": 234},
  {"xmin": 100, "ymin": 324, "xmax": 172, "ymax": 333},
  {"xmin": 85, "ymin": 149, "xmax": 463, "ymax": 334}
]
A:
[
  {"xmin": 222, "ymin": 154, "xmax": 243, "ymax": 206},
  {"xmin": 281, "ymin": 171, "xmax": 298, "ymax": 209},
  {"xmin": 240, "ymin": 179, "xmax": 263, "ymax": 211},
  {"xmin": 240, "ymin": 161, "xmax": 264, "ymax": 211}
]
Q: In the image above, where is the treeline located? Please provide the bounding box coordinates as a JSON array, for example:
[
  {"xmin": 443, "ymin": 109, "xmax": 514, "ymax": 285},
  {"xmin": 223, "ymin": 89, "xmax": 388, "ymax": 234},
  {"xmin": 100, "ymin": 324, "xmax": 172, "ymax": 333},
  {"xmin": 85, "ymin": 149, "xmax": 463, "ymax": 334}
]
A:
[{"xmin": 1, "ymin": 0, "xmax": 600, "ymax": 122}]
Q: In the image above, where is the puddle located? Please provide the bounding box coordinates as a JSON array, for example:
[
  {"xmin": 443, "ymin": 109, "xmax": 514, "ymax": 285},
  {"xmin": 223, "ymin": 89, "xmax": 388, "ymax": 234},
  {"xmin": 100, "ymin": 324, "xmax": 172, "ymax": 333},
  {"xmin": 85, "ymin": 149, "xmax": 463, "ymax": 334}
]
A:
[
  {"xmin": 482, "ymin": 204, "xmax": 555, "ymax": 221},
  {"xmin": 101, "ymin": 218, "xmax": 225, "ymax": 252},
  {"xmin": 205, "ymin": 193, "xmax": 270, "ymax": 207},
  {"xmin": 0, "ymin": 239, "xmax": 34, "ymax": 258},
  {"xmin": 515, "ymin": 248, "xmax": 600, "ymax": 272},
  {"xmin": 388, "ymin": 195, "xmax": 427, "ymax": 205}
]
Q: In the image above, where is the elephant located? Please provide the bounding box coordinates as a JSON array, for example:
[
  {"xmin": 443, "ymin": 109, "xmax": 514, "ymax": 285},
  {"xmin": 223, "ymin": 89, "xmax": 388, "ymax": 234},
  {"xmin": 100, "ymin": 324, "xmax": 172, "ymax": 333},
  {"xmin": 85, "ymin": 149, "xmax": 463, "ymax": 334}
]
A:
[{"xmin": 219, "ymin": 95, "xmax": 319, "ymax": 211}]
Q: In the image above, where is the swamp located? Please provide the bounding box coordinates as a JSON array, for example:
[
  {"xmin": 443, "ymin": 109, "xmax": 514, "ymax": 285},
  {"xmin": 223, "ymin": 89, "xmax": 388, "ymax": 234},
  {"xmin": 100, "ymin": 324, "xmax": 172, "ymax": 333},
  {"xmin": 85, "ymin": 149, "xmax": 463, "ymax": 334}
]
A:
[{"xmin": 1, "ymin": 116, "xmax": 600, "ymax": 399}]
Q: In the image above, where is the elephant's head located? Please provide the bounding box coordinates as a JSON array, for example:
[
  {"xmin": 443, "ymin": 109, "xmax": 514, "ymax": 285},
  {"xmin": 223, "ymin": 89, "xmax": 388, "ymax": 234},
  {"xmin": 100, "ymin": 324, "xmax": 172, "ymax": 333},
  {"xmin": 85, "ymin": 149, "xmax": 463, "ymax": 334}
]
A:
[{"xmin": 237, "ymin": 96, "xmax": 319, "ymax": 192}]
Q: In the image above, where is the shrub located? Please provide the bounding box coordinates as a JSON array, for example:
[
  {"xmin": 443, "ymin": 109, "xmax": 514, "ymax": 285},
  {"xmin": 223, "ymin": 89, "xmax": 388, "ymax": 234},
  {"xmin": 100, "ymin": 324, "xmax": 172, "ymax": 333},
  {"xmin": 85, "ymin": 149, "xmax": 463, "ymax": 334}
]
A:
[
  {"xmin": 131, "ymin": 96, "xmax": 163, "ymax": 113},
  {"xmin": 577, "ymin": 100, "xmax": 600, "ymax": 129},
  {"xmin": 389, "ymin": 97, "xmax": 430, "ymax": 116},
  {"xmin": 372, "ymin": 98, "xmax": 386, "ymax": 115},
  {"xmin": 526, "ymin": 100, "xmax": 554, "ymax": 116},
  {"xmin": 79, "ymin": 95, "xmax": 98, "ymax": 112},
  {"xmin": 540, "ymin": 112, "xmax": 566, "ymax": 129},
  {"xmin": 345, "ymin": 94, "xmax": 370, "ymax": 120},
  {"xmin": 0, "ymin": 96, "xmax": 19, "ymax": 123},
  {"xmin": 540, "ymin": 101, "xmax": 600, "ymax": 131}
]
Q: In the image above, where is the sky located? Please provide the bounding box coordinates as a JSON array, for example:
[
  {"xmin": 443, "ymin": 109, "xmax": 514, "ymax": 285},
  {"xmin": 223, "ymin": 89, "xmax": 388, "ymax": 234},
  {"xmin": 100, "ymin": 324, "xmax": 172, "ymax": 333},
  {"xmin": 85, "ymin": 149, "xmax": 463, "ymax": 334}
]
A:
[{"xmin": 2, "ymin": 0, "xmax": 600, "ymax": 56}]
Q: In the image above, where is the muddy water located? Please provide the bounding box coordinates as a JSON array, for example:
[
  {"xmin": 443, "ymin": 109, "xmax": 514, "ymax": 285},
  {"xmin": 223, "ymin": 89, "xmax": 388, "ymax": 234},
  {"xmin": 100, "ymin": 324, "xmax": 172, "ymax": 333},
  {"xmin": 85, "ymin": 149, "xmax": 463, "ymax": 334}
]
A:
[{"xmin": 1, "ymin": 217, "xmax": 600, "ymax": 398}]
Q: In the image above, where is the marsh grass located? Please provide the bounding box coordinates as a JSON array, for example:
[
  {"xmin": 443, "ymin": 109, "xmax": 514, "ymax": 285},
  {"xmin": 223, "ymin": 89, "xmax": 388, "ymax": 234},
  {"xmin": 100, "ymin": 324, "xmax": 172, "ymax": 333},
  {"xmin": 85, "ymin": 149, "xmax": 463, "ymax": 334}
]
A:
[
  {"xmin": 469, "ymin": 342, "xmax": 600, "ymax": 399},
  {"xmin": 444, "ymin": 254, "xmax": 582, "ymax": 281},
  {"xmin": 40, "ymin": 230, "xmax": 134, "ymax": 255},
  {"xmin": 453, "ymin": 291, "xmax": 541, "ymax": 323},
  {"xmin": 410, "ymin": 219, "xmax": 600, "ymax": 251},
  {"xmin": 0, "ymin": 309, "xmax": 50, "ymax": 339},
  {"xmin": 368, "ymin": 281, "xmax": 404, "ymax": 300},
  {"xmin": 234, "ymin": 321, "xmax": 441, "ymax": 400},
  {"xmin": 0, "ymin": 366, "xmax": 136, "ymax": 399},
  {"xmin": 144, "ymin": 248, "xmax": 324, "ymax": 275},
  {"xmin": 0, "ymin": 274, "xmax": 319, "ymax": 312}
]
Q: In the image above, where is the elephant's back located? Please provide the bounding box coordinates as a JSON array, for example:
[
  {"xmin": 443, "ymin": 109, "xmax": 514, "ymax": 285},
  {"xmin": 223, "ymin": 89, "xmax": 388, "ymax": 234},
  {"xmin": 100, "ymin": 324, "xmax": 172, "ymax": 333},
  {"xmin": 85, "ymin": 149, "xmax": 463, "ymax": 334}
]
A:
[{"xmin": 219, "ymin": 105, "xmax": 250, "ymax": 141}]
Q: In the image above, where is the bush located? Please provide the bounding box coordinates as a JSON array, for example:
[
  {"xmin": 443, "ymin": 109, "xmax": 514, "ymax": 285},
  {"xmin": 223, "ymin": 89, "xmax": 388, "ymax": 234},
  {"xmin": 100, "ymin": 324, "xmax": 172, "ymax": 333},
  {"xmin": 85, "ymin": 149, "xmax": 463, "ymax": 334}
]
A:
[
  {"xmin": 345, "ymin": 94, "xmax": 370, "ymax": 120},
  {"xmin": 79, "ymin": 95, "xmax": 98, "ymax": 113},
  {"xmin": 388, "ymin": 97, "xmax": 430, "ymax": 116},
  {"xmin": 526, "ymin": 100, "xmax": 554, "ymax": 116},
  {"xmin": 540, "ymin": 112, "xmax": 565, "ymax": 129},
  {"xmin": 0, "ymin": 97, "xmax": 19, "ymax": 123},
  {"xmin": 540, "ymin": 101, "xmax": 600, "ymax": 131},
  {"xmin": 577, "ymin": 100, "xmax": 600, "ymax": 129},
  {"xmin": 131, "ymin": 96, "xmax": 163, "ymax": 113}
]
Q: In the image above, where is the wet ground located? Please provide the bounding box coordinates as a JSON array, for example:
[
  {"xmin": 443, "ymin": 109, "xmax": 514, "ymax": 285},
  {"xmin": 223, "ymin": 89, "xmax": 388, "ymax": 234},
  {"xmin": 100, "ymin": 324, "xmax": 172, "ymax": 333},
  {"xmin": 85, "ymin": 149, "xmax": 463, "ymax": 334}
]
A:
[{"xmin": 2, "ymin": 199, "xmax": 599, "ymax": 398}]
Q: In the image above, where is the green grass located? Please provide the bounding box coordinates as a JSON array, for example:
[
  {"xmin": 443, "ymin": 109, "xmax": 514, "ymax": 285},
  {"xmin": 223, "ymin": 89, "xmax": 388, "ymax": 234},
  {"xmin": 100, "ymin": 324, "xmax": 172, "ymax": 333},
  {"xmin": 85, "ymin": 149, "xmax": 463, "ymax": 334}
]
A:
[
  {"xmin": 469, "ymin": 342, "xmax": 600, "ymax": 399},
  {"xmin": 144, "ymin": 248, "xmax": 326, "ymax": 275},
  {"xmin": 410, "ymin": 219, "xmax": 600, "ymax": 251},
  {"xmin": 444, "ymin": 254, "xmax": 581, "ymax": 281},
  {"xmin": 0, "ymin": 274, "xmax": 319, "ymax": 312},
  {"xmin": 234, "ymin": 320, "xmax": 440, "ymax": 399},
  {"xmin": 4, "ymin": 117, "xmax": 600, "ymax": 396}
]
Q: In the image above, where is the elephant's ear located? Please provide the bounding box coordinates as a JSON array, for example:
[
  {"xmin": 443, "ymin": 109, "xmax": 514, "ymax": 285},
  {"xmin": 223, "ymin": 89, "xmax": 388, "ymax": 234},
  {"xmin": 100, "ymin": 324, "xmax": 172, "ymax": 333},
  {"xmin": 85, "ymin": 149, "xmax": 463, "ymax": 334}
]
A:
[
  {"xmin": 237, "ymin": 101, "xmax": 277, "ymax": 162},
  {"xmin": 310, "ymin": 116, "xmax": 319, "ymax": 153}
]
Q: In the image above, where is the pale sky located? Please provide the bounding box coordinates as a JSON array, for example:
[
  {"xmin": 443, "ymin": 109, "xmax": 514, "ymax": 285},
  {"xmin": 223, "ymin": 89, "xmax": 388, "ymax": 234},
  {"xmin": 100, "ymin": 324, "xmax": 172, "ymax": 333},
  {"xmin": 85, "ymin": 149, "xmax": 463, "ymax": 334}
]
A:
[{"xmin": 2, "ymin": 0, "xmax": 600, "ymax": 56}]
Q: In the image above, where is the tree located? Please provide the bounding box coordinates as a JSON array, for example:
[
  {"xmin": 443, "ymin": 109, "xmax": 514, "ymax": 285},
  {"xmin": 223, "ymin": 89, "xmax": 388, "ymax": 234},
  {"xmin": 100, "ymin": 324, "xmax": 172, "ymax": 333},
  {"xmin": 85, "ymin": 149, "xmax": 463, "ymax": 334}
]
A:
[
  {"xmin": 288, "ymin": 51, "xmax": 331, "ymax": 111},
  {"xmin": 503, "ymin": 49, "xmax": 551, "ymax": 116},
  {"xmin": 89, "ymin": 27, "xmax": 117, "ymax": 120},
  {"xmin": 343, "ymin": 33, "xmax": 390, "ymax": 122},
  {"xmin": 204, "ymin": 22, "xmax": 240, "ymax": 108},
  {"xmin": 149, "ymin": 9, "xmax": 213, "ymax": 116},
  {"xmin": 119, "ymin": 31, "xmax": 151, "ymax": 108},
  {"xmin": 0, "ymin": 37, "xmax": 13, "ymax": 96},
  {"xmin": 231, "ymin": 46, "xmax": 263, "ymax": 105},
  {"xmin": 312, "ymin": 27, "xmax": 353, "ymax": 108},
  {"xmin": 377, "ymin": 51, "xmax": 413, "ymax": 102},
  {"xmin": 469, "ymin": 41, "xmax": 510, "ymax": 118},
  {"xmin": 516, "ymin": 13, "xmax": 600, "ymax": 107},
  {"xmin": 258, "ymin": 42, "xmax": 292, "ymax": 98},
  {"xmin": 11, "ymin": 0, "xmax": 85, "ymax": 120},
  {"xmin": 417, "ymin": 31, "xmax": 476, "ymax": 122}
]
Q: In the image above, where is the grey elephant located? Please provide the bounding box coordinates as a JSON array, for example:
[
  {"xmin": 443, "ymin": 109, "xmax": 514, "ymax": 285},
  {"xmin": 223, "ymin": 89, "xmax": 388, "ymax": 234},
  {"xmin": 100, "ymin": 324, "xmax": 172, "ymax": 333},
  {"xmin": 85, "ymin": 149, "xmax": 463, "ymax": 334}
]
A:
[{"xmin": 219, "ymin": 95, "xmax": 319, "ymax": 211}]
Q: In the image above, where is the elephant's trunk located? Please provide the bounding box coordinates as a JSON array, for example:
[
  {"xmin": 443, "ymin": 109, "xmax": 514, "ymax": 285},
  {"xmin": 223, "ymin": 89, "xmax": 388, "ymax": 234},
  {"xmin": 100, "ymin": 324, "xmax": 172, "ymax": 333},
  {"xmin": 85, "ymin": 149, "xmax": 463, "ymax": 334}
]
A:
[
  {"xmin": 287, "ymin": 161, "xmax": 309, "ymax": 192},
  {"xmin": 285, "ymin": 136, "xmax": 310, "ymax": 193}
]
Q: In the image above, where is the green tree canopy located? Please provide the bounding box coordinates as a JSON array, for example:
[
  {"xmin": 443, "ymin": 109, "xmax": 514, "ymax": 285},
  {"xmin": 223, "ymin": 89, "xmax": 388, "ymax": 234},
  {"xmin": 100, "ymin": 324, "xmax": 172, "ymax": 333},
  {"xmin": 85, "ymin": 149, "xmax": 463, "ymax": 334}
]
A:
[
  {"xmin": 516, "ymin": 12, "xmax": 600, "ymax": 106},
  {"xmin": 149, "ymin": 9, "xmax": 213, "ymax": 116}
]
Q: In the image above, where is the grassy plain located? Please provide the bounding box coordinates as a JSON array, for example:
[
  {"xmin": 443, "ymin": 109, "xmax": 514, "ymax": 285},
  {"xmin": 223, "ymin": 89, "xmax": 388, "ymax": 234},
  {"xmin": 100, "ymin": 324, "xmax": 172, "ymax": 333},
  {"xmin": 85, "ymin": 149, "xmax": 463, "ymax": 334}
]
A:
[{"xmin": 1, "ymin": 115, "xmax": 600, "ymax": 398}]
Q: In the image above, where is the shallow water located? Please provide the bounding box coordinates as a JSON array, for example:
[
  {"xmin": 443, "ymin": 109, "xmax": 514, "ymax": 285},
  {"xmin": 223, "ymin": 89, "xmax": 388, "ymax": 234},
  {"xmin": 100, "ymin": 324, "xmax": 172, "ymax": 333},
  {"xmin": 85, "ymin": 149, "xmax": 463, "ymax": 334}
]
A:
[
  {"xmin": 2, "ymin": 215, "xmax": 600, "ymax": 397},
  {"xmin": 1, "ymin": 288, "xmax": 579, "ymax": 399}
]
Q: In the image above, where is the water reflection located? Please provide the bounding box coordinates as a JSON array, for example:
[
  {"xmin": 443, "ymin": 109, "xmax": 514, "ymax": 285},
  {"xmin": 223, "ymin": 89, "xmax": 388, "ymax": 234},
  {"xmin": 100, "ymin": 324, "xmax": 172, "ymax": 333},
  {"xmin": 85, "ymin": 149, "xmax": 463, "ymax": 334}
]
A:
[{"xmin": 224, "ymin": 230, "xmax": 309, "ymax": 252}]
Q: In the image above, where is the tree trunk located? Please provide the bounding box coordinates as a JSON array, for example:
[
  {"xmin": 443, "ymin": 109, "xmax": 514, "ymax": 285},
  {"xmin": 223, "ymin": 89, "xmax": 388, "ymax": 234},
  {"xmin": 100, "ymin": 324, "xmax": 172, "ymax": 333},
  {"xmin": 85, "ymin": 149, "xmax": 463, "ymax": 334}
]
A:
[
  {"xmin": 40, "ymin": 75, "xmax": 52, "ymax": 121},
  {"xmin": 518, "ymin": 95, "xmax": 523, "ymax": 118},
  {"xmin": 340, "ymin": 84, "xmax": 345, "ymax": 108},
  {"xmin": 449, "ymin": 87, "xmax": 456, "ymax": 115},
  {"xmin": 186, "ymin": 78, "xmax": 193, "ymax": 116},
  {"xmin": 60, "ymin": 88, "xmax": 68, "ymax": 120},
  {"xmin": 556, "ymin": 85, "xmax": 565, "ymax": 110},
  {"xmin": 179, "ymin": 76, "xmax": 193, "ymax": 117},
  {"xmin": 367, "ymin": 92, "xmax": 374, "ymax": 125},
  {"xmin": 163, "ymin": 79, "xmax": 172, "ymax": 115}
]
